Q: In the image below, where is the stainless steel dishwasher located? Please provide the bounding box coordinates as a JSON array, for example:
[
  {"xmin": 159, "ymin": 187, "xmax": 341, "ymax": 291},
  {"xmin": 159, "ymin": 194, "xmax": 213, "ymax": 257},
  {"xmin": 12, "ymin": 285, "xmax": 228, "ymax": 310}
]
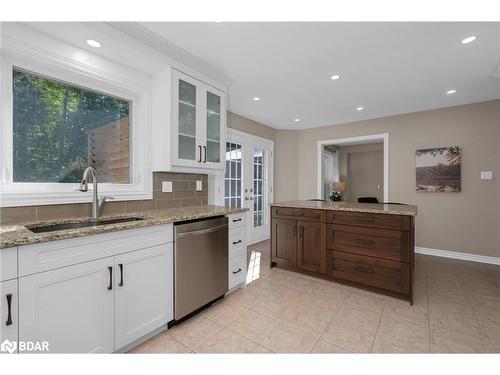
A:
[{"xmin": 174, "ymin": 216, "xmax": 228, "ymax": 321}]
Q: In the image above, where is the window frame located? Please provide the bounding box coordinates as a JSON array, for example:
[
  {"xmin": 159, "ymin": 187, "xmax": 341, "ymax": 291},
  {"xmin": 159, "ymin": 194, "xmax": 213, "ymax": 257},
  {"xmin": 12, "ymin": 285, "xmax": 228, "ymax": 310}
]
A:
[{"xmin": 1, "ymin": 54, "xmax": 151, "ymax": 207}]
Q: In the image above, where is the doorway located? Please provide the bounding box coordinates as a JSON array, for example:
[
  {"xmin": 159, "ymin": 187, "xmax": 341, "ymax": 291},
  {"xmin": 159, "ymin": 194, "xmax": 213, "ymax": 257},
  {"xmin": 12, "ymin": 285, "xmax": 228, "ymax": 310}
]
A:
[
  {"xmin": 317, "ymin": 133, "xmax": 389, "ymax": 203},
  {"xmin": 223, "ymin": 129, "xmax": 274, "ymax": 244}
]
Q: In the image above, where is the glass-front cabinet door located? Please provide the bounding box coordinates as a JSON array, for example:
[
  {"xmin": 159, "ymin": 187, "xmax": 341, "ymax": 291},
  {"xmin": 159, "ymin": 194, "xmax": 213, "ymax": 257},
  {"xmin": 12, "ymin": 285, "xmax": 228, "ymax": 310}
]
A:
[
  {"xmin": 177, "ymin": 79, "xmax": 197, "ymax": 161},
  {"xmin": 205, "ymin": 91, "xmax": 221, "ymax": 164},
  {"xmin": 172, "ymin": 69, "xmax": 225, "ymax": 170}
]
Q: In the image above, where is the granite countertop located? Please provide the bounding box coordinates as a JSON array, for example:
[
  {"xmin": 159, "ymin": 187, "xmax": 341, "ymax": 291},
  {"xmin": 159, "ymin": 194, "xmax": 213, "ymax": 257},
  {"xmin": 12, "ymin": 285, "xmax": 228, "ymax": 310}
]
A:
[
  {"xmin": 0, "ymin": 205, "xmax": 248, "ymax": 249},
  {"xmin": 272, "ymin": 200, "xmax": 418, "ymax": 216}
]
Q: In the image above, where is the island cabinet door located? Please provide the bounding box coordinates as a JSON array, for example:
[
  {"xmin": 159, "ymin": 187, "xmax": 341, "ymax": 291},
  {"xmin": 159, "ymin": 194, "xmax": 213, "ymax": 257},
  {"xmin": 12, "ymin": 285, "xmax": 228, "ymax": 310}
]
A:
[
  {"xmin": 271, "ymin": 218, "xmax": 297, "ymax": 267},
  {"xmin": 114, "ymin": 244, "xmax": 173, "ymax": 351},
  {"xmin": 296, "ymin": 221, "xmax": 326, "ymax": 274},
  {"xmin": 18, "ymin": 257, "xmax": 115, "ymax": 353}
]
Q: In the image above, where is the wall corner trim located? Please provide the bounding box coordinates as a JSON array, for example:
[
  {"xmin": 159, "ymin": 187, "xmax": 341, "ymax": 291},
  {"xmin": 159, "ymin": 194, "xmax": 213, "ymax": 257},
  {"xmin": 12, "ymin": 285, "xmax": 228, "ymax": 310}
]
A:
[{"xmin": 415, "ymin": 247, "xmax": 500, "ymax": 266}]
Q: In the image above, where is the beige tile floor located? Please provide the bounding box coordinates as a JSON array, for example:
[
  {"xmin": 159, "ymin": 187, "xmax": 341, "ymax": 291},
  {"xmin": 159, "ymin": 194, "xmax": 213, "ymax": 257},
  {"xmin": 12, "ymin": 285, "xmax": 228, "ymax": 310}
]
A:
[{"xmin": 130, "ymin": 240, "xmax": 500, "ymax": 353}]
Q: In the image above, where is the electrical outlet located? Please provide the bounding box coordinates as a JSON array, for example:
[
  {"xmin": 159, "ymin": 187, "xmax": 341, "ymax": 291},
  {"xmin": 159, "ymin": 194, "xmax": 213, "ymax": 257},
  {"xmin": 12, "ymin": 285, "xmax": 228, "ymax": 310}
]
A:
[
  {"xmin": 196, "ymin": 180, "xmax": 203, "ymax": 191},
  {"xmin": 481, "ymin": 171, "xmax": 493, "ymax": 180},
  {"xmin": 162, "ymin": 181, "xmax": 173, "ymax": 193}
]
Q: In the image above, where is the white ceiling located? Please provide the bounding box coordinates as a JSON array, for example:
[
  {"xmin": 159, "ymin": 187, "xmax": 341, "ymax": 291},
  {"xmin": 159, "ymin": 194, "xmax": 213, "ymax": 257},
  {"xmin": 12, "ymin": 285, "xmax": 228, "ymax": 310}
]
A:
[
  {"xmin": 139, "ymin": 22, "xmax": 500, "ymax": 129},
  {"xmin": 22, "ymin": 22, "xmax": 500, "ymax": 130}
]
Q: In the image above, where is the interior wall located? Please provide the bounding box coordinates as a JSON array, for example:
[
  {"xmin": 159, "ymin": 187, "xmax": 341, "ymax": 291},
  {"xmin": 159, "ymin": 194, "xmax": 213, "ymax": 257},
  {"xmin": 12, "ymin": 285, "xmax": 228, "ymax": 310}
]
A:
[
  {"xmin": 274, "ymin": 129, "xmax": 300, "ymax": 201},
  {"xmin": 275, "ymin": 100, "xmax": 500, "ymax": 257},
  {"xmin": 337, "ymin": 143, "xmax": 384, "ymax": 202},
  {"xmin": 227, "ymin": 111, "xmax": 276, "ymax": 140},
  {"xmin": 348, "ymin": 150, "xmax": 384, "ymax": 203}
]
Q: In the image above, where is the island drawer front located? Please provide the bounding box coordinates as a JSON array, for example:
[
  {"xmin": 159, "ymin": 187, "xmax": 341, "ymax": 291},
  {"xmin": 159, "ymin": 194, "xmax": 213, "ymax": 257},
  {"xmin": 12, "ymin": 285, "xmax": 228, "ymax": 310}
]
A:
[
  {"xmin": 18, "ymin": 224, "xmax": 173, "ymax": 277},
  {"xmin": 271, "ymin": 207, "xmax": 326, "ymax": 222},
  {"xmin": 327, "ymin": 250, "xmax": 409, "ymax": 295},
  {"xmin": 229, "ymin": 254, "xmax": 246, "ymax": 290},
  {"xmin": 327, "ymin": 224, "xmax": 410, "ymax": 262},
  {"xmin": 327, "ymin": 211, "xmax": 411, "ymax": 231}
]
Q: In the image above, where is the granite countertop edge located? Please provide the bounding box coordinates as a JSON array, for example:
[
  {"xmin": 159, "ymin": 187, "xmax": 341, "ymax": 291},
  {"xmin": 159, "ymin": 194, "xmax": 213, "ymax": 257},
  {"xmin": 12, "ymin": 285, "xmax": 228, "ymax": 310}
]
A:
[
  {"xmin": 0, "ymin": 205, "xmax": 248, "ymax": 249},
  {"xmin": 271, "ymin": 201, "xmax": 418, "ymax": 216}
]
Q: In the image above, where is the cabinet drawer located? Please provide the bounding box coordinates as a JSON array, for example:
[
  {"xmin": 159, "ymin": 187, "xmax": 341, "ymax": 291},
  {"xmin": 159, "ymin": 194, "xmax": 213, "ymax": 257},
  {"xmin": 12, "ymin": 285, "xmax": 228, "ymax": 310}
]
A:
[
  {"xmin": 327, "ymin": 211, "xmax": 410, "ymax": 231},
  {"xmin": 0, "ymin": 247, "xmax": 18, "ymax": 282},
  {"xmin": 229, "ymin": 254, "xmax": 246, "ymax": 290},
  {"xmin": 327, "ymin": 224, "xmax": 409, "ymax": 262},
  {"xmin": 229, "ymin": 227, "xmax": 246, "ymax": 259},
  {"xmin": 19, "ymin": 224, "xmax": 173, "ymax": 277},
  {"xmin": 327, "ymin": 250, "xmax": 409, "ymax": 295},
  {"xmin": 271, "ymin": 207, "xmax": 326, "ymax": 222},
  {"xmin": 228, "ymin": 213, "xmax": 247, "ymax": 229}
]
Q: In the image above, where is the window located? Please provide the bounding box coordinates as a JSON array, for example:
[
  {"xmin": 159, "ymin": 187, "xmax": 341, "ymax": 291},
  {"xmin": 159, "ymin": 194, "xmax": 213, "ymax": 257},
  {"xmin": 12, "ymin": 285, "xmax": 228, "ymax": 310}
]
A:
[
  {"xmin": 1, "ymin": 54, "xmax": 151, "ymax": 207},
  {"xmin": 13, "ymin": 68, "xmax": 130, "ymax": 184},
  {"xmin": 224, "ymin": 142, "xmax": 242, "ymax": 208}
]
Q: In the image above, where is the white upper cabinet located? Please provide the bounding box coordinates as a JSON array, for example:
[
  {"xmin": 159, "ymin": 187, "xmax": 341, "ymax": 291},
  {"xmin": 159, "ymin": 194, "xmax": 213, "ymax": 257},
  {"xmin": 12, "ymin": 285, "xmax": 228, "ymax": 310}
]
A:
[{"xmin": 170, "ymin": 69, "xmax": 226, "ymax": 172}]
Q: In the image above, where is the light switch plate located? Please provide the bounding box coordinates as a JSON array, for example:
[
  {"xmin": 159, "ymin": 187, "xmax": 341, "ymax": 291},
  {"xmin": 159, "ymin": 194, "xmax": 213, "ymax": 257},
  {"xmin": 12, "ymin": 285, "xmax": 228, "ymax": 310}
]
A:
[
  {"xmin": 162, "ymin": 181, "xmax": 173, "ymax": 193},
  {"xmin": 481, "ymin": 171, "xmax": 493, "ymax": 180},
  {"xmin": 196, "ymin": 180, "xmax": 203, "ymax": 191}
]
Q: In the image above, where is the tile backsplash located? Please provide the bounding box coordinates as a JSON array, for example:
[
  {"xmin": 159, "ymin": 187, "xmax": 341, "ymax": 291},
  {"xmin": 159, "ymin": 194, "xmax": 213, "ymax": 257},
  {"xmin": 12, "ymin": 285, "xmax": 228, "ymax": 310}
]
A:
[{"xmin": 0, "ymin": 172, "xmax": 208, "ymax": 225}]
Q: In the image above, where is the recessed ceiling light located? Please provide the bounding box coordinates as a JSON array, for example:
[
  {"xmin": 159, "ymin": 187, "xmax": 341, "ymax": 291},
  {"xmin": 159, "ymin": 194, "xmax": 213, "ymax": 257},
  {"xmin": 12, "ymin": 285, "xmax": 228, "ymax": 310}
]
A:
[
  {"xmin": 253, "ymin": 97, "xmax": 260, "ymax": 101},
  {"xmin": 330, "ymin": 74, "xmax": 341, "ymax": 80},
  {"xmin": 294, "ymin": 118, "xmax": 300, "ymax": 122},
  {"xmin": 86, "ymin": 39, "xmax": 101, "ymax": 48},
  {"xmin": 356, "ymin": 106, "xmax": 364, "ymax": 111},
  {"xmin": 446, "ymin": 89, "xmax": 457, "ymax": 95},
  {"xmin": 461, "ymin": 36, "xmax": 477, "ymax": 45}
]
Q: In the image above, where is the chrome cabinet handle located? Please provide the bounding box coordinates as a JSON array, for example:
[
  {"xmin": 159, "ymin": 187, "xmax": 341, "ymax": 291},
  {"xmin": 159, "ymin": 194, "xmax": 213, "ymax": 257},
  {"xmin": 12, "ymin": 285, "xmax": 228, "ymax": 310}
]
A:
[{"xmin": 5, "ymin": 293, "xmax": 12, "ymax": 326}]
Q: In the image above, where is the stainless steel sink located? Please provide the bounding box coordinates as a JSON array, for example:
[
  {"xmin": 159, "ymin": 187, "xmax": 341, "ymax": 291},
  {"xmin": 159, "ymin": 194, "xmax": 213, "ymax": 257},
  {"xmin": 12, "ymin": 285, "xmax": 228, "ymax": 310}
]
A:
[{"xmin": 26, "ymin": 217, "xmax": 145, "ymax": 233}]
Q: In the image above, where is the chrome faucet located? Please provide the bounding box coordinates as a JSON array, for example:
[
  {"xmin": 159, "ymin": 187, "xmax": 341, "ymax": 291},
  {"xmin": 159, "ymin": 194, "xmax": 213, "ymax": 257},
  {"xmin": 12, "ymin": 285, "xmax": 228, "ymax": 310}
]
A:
[{"xmin": 79, "ymin": 166, "xmax": 113, "ymax": 219}]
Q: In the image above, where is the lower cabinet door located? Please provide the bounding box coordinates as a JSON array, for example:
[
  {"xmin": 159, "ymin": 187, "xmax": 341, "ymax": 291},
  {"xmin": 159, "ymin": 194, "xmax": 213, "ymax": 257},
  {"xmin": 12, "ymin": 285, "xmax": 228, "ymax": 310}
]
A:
[
  {"xmin": 114, "ymin": 244, "xmax": 173, "ymax": 350},
  {"xmin": 18, "ymin": 257, "xmax": 114, "ymax": 353},
  {"xmin": 297, "ymin": 221, "xmax": 326, "ymax": 274},
  {"xmin": 0, "ymin": 279, "xmax": 18, "ymax": 352},
  {"xmin": 271, "ymin": 218, "xmax": 297, "ymax": 267}
]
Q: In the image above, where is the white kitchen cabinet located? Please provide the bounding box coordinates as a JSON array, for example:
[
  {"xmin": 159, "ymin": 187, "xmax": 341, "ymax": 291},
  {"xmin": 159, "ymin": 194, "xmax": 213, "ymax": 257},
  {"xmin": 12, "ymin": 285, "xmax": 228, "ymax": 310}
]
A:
[
  {"xmin": 171, "ymin": 69, "xmax": 226, "ymax": 171},
  {"xmin": 18, "ymin": 257, "xmax": 115, "ymax": 353},
  {"xmin": 0, "ymin": 279, "xmax": 18, "ymax": 351},
  {"xmin": 226, "ymin": 213, "xmax": 247, "ymax": 291},
  {"xmin": 114, "ymin": 244, "xmax": 173, "ymax": 350}
]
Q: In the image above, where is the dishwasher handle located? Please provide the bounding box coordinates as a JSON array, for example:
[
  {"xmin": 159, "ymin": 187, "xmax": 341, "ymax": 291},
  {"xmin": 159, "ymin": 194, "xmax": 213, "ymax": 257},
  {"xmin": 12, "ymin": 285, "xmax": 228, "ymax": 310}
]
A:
[{"xmin": 176, "ymin": 224, "xmax": 228, "ymax": 239}]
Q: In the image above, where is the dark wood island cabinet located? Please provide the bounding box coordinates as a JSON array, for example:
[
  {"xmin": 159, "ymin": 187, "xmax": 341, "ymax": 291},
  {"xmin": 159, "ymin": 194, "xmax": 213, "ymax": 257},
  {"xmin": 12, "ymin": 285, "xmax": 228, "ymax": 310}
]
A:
[{"xmin": 270, "ymin": 201, "xmax": 417, "ymax": 304}]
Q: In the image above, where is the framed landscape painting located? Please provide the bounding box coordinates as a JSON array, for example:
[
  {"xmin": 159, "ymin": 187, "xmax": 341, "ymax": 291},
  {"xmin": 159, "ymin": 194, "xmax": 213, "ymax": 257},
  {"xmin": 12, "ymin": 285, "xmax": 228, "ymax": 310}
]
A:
[{"xmin": 416, "ymin": 147, "xmax": 461, "ymax": 192}]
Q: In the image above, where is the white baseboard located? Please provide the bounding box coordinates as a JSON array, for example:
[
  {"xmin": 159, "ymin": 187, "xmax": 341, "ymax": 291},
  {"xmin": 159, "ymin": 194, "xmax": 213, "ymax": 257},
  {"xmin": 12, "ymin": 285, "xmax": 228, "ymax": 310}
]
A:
[{"xmin": 415, "ymin": 247, "xmax": 500, "ymax": 266}]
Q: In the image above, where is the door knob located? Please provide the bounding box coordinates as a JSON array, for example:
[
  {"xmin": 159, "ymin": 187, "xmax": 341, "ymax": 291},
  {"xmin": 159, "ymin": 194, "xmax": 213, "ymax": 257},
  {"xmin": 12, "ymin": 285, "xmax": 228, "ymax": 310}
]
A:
[{"xmin": 244, "ymin": 197, "xmax": 249, "ymax": 201}]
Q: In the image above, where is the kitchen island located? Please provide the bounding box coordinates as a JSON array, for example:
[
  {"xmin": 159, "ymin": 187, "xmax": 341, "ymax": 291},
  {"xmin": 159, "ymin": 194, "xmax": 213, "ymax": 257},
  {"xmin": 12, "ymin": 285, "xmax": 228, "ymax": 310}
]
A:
[{"xmin": 270, "ymin": 201, "xmax": 417, "ymax": 303}]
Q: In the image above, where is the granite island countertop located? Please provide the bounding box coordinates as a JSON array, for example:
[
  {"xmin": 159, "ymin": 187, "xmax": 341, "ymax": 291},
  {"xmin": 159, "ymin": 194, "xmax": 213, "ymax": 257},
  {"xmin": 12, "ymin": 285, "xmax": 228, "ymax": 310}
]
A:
[
  {"xmin": 272, "ymin": 200, "xmax": 417, "ymax": 216},
  {"xmin": 0, "ymin": 205, "xmax": 248, "ymax": 249}
]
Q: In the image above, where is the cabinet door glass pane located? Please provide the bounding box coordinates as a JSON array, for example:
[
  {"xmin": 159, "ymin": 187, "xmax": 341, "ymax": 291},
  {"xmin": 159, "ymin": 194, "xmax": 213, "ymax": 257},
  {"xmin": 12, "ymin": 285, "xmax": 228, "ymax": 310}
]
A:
[
  {"xmin": 206, "ymin": 92, "xmax": 221, "ymax": 163},
  {"xmin": 178, "ymin": 80, "xmax": 196, "ymax": 160}
]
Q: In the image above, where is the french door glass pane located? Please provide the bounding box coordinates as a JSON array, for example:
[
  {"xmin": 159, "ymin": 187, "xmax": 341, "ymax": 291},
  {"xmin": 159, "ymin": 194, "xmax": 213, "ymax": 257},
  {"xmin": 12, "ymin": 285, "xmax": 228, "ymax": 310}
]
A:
[
  {"xmin": 253, "ymin": 149, "xmax": 265, "ymax": 228},
  {"xmin": 224, "ymin": 141, "xmax": 242, "ymax": 208},
  {"xmin": 178, "ymin": 80, "xmax": 196, "ymax": 160}
]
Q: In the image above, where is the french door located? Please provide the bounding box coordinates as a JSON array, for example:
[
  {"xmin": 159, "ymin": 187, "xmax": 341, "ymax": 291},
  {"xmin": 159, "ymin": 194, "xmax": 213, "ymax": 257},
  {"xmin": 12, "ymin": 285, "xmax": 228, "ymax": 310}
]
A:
[{"xmin": 224, "ymin": 130, "xmax": 273, "ymax": 244}]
